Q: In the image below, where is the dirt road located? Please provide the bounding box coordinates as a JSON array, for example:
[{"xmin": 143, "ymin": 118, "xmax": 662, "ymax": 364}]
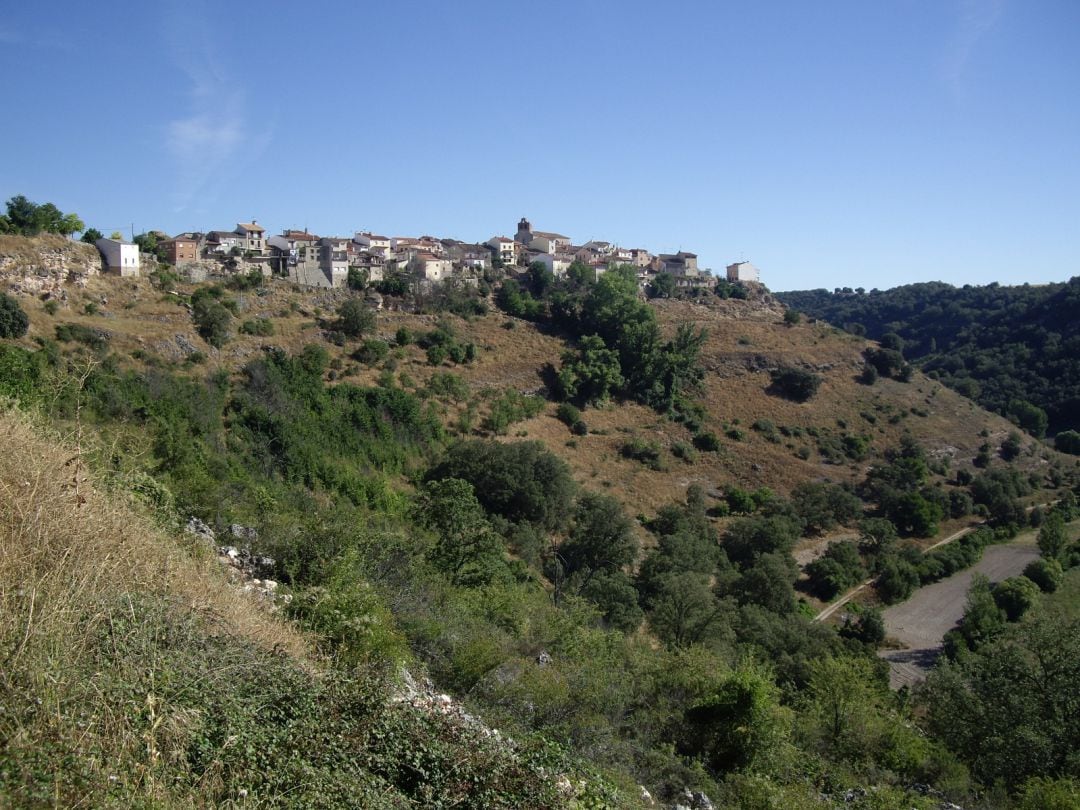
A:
[{"xmin": 880, "ymin": 541, "xmax": 1039, "ymax": 689}]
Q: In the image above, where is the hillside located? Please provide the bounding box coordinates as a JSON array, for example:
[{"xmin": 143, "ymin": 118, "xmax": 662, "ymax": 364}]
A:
[
  {"xmin": 775, "ymin": 279, "xmax": 1080, "ymax": 437},
  {"xmin": 3, "ymin": 239, "xmax": 1079, "ymax": 807},
  {"xmin": 0, "ymin": 409, "xmax": 611, "ymax": 807}
]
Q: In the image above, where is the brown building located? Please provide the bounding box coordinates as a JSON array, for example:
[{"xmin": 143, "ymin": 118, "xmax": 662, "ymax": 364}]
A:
[{"xmin": 160, "ymin": 232, "xmax": 201, "ymax": 265}]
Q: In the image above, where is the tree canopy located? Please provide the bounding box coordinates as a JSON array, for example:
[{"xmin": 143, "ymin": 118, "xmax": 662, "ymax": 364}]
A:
[{"xmin": 0, "ymin": 195, "xmax": 84, "ymax": 237}]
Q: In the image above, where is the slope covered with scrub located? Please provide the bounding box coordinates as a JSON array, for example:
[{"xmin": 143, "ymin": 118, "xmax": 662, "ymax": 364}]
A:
[{"xmin": 2, "ymin": 242, "xmax": 1079, "ymax": 807}]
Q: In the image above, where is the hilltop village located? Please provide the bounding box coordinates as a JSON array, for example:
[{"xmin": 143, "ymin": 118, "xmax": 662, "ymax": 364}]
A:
[{"xmin": 92, "ymin": 216, "xmax": 761, "ymax": 293}]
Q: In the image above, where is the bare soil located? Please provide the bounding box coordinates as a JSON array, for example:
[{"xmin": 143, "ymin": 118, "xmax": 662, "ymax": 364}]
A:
[{"xmin": 879, "ymin": 539, "xmax": 1040, "ymax": 689}]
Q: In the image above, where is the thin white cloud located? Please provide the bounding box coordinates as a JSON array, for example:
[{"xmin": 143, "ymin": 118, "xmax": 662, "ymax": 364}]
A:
[
  {"xmin": 163, "ymin": 5, "xmax": 272, "ymax": 213},
  {"xmin": 946, "ymin": 0, "xmax": 1006, "ymax": 102}
]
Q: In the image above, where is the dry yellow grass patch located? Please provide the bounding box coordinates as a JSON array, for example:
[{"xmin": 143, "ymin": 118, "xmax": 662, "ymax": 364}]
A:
[{"xmin": 0, "ymin": 407, "xmax": 310, "ymax": 673}]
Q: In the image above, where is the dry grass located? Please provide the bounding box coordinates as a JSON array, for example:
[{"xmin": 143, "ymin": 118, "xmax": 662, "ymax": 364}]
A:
[
  {"xmin": 0, "ymin": 407, "xmax": 308, "ymax": 664},
  {"xmin": 9, "ymin": 273, "xmax": 1064, "ymax": 524}
]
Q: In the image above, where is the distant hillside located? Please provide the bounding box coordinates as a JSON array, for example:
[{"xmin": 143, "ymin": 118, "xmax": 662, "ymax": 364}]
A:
[{"xmin": 776, "ymin": 278, "xmax": 1080, "ymax": 436}]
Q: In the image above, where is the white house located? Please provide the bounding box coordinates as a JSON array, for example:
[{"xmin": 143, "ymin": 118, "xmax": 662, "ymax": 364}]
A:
[
  {"xmin": 726, "ymin": 261, "xmax": 759, "ymax": 283},
  {"xmin": 485, "ymin": 236, "xmax": 517, "ymax": 266},
  {"xmin": 529, "ymin": 252, "xmax": 574, "ymax": 277},
  {"xmin": 95, "ymin": 238, "xmax": 140, "ymax": 277},
  {"xmin": 354, "ymin": 232, "xmax": 391, "ymax": 256},
  {"xmin": 412, "ymin": 253, "xmax": 453, "ymax": 282}
]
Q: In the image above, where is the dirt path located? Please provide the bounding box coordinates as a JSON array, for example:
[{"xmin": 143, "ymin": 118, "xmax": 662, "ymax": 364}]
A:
[
  {"xmin": 812, "ymin": 524, "xmax": 982, "ymax": 623},
  {"xmin": 879, "ymin": 541, "xmax": 1039, "ymax": 689}
]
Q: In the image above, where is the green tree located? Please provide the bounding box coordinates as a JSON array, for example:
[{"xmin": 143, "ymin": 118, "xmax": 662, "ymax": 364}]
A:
[
  {"xmin": 555, "ymin": 334, "xmax": 624, "ymax": 405},
  {"xmin": 191, "ymin": 290, "xmax": 233, "ymax": 348},
  {"xmin": 426, "ymin": 440, "xmax": 575, "ymax": 532},
  {"xmin": 768, "ymin": 366, "xmax": 822, "ymax": 402},
  {"xmin": 682, "ymin": 660, "xmax": 790, "ymax": 774},
  {"xmin": 805, "ymin": 541, "xmax": 866, "ymax": 600},
  {"xmin": 791, "ymin": 481, "xmax": 862, "ymax": 535},
  {"xmin": 648, "ymin": 572, "xmax": 731, "ymax": 648},
  {"xmin": 1, "ymin": 195, "xmax": 84, "ymax": 236},
  {"xmin": 992, "ymin": 576, "xmax": 1040, "ymax": 622},
  {"xmin": 0, "ymin": 293, "xmax": 30, "ymax": 338},
  {"xmin": 80, "ymin": 227, "xmax": 103, "ymax": 244},
  {"xmin": 417, "ymin": 478, "xmax": 506, "ymax": 586},
  {"xmin": 923, "ymin": 615, "xmax": 1080, "ymax": 788},
  {"xmin": 558, "ymin": 492, "xmax": 636, "ymax": 591},
  {"xmin": 876, "ymin": 556, "xmax": 919, "ymax": 604},
  {"xmin": 1038, "ymin": 513, "xmax": 1069, "ymax": 560},
  {"xmin": 336, "ymin": 298, "xmax": 376, "ymax": 338},
  {"xmin": 648, "ymin": 271, "xmax": 677, "ymax": 299},
  {"xmin": 733, "ymin": 552, "xmax": 797, "ymax": 614},
  {"xmin": 783, "ymin": 308, "xmax": 801, "ymax": 326}
]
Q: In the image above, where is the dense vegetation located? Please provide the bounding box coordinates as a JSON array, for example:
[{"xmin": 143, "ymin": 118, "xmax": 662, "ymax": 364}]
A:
[
  {"xmin": 2, "ymin": 267, "xmax": 1079, "ymax": 806},
  {"xmin": 776, "ymin": 278, "xmax": 1080, "ymax": 436}
]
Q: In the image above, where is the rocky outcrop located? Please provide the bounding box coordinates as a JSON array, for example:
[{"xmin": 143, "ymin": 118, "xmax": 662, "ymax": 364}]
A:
[
  {"xmin": 0, "ymin": 235, "xmax": 101, "ymax": 297},
  {"xmin": 184, "ymin": 517, "xmax": 286, "ymax": 606}
]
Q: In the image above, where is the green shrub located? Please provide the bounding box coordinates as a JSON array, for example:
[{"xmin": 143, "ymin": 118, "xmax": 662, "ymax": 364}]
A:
[
  {"xmin": 620, "ymin": 438, "xmax": 664, "ymax": 470},
  {"xmin": 354, "ymin": 338, "xmax": 390, "ymax": 365},
  {"xmin": 769, "ymin": 366, "xmax": 822, "ymax": 402},
  {"xmin": 694, "ymin": 431, "xmax": 721, "ymax": 452},
  {"xmin": 239, "ymin": 317, "xmax": 275, "ymax": 336}
]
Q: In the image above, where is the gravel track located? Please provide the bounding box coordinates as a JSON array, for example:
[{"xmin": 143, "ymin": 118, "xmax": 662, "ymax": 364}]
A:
[{"xmin": 879, "ymin": 541, "xmax": 1039, "ymax": 688}]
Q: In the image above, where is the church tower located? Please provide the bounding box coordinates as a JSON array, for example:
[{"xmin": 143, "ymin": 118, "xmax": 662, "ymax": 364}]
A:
[{"xmin": 515, "ymin": 217, "xmax": 532, "ymax": 244}]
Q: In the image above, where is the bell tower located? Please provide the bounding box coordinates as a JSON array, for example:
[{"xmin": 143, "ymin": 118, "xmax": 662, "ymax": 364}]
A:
[{"xmin": 515, "ymin": 217, "xmax": 532, "ymax": 244}]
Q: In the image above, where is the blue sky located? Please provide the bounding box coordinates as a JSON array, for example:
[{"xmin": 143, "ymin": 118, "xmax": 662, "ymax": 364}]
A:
[{"xmin": 2, "ymin": 0, "xmax": 1077, "ymax": 291}]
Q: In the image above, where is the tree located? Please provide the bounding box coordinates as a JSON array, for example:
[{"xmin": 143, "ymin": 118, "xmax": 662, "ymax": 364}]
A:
[
  {"xmin": 876, "ymin": 556, "xmax": 919, "ymax": 604},
  {"xmin": 647, "ymin": 572, "xmax": 731, "ymax": 648},
  {"xmin": 1, "ymin": 195, "xmax": 84, "ymax": 236},
  {"xmin": 1000, "ymin": 430, "xmax": 1023, "ymax": 461},
  {"xmin": 579, "ymin": 571, "xmax": 643, "ymax": 632},
  {"xmin": 0, "ymin": 293, "xmax": 30, "ymax": 339},
  {"xmin": 733, "ymin": 552, "xmax": 797, "ymax": 614},
  {"xmin": 681, "ymin": 660, "xmax": 790, "ymax": 774},
  {"xmin": 992, "ymin": 576, "xmax": 1040, "ymax": 622},
  {"xmin": 192, "ymin": 296, "xmax": 232, "ymax": 348},
  {"xmin": 1007, "ymin": 398, "xmax": 1048, "ymax": 438},
  {"xmin": 783, "ymin": 308, "xmax": 801, "ymax": 326},
  {"xmin": 1055, "ymin": 430, "xmax": 1080, "ymax": 455},
  {"xmin": 558, "ymin": 492, "xmax": 636, "ymax": 591},
  {"xmin": 791, "ymin": 481, "xmax": 862, "ymax": 535},
  {"xmin": 426, "ymin": 440, "xmax": 575, "ymax": 532},
  {"xmin": 805, "ymin": 541, "xmax": 865, "ymax": 600},
  {"xmin": 555, "ymin": 334, "xmax": 624, "ymax": 405},
  {"xmin": 648, "ymin": 271, "xmax": 677, "ymax": 299},
  {"xmin": 1022, "ymin": 558, "xmax": 1063, "ymax": 593},
  {"xmin": 336, "ymin": 298, "xmax": 376, "ymax": 338},
  {"xmin": 1038, "ymin": 513, "xmax": 1069, "ymax": 560},
  {"xmin": 80, "ymin": 227, "xmax": 103, "ymax": 244},
  {"xmin": 922, "ymin": 615, "xmax": 1080, "ymax": 788},
  {"xmin": 417, "ymin": 478, "xmax": 506, "ymax": 587}
]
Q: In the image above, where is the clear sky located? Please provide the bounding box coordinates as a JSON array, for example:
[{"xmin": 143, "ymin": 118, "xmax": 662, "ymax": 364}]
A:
[{"xmin": 2, "ymin": 0, "xmax": 1077, "ymax": 291}]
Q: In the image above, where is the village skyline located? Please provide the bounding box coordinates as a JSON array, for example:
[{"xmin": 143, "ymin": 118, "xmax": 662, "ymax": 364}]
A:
[{"xmin": 2, "ymin": 1, "xmax": 1077, "ymax": 291}]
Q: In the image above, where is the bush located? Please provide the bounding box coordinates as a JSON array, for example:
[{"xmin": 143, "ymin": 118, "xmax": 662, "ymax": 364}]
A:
[
  {"xmin": 1055, "ymin": 430, "xmax": 1080, "ymax": 455},
  {"xmin": 0, "ymin": 293, "xmax": 30, "ymax": 338},
  {"xmin": 239, "ymin": 317, "xmax": 275, "ymax": 336},
  {"xmin": 769, "ymin": 366, "xmax": 822, "ymax": 402},
  {"xmin": 555, "ymin": 402, "xmax": 587, "ymax": 435},
  {"xmin": 1023, "ymin": 558, "xmax": 1063, "ymax": 593},
  {"xmin": 348, "ymin": 339, "xmax": 386, "ymax": 366},
  {"xmin": 693, "ymin": 431, "xmax": 721, "ymax": 452},
  {"xmin": 619, "ymin": 438, "xmax": 664, "ymax": 470},
  {"xmin": 336, "ymin": 299, "xmax": 376, "ymax": 338},
  {"xmin": 394, "ymin": 326, "xmax": 413, "ymax": 346}
]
